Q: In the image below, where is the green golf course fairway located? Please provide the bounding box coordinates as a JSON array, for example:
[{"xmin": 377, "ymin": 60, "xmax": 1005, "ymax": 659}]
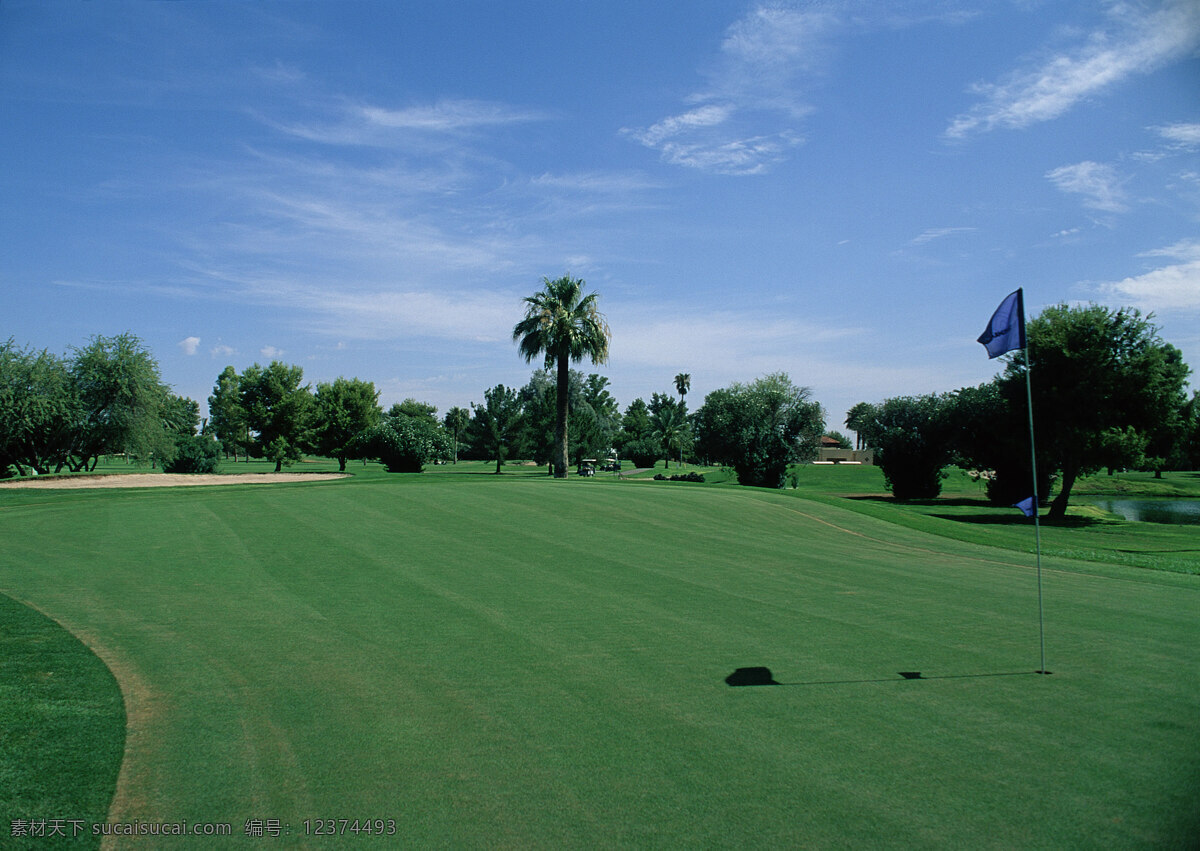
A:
[{"xmin": 1, "ymin": 471, "xmax": 1197, "ymax": 847}]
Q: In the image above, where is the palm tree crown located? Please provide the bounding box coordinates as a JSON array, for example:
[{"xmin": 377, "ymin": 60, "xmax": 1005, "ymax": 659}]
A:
[
  {"xmin": 674, "ymin": 373, "xmax": 691, "ymax": 403},
  {"xmin": 513, "ymin": 276, "xmax": 610, "ymax": 477}
]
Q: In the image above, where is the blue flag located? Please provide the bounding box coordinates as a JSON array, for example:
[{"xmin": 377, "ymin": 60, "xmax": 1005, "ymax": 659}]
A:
[
  {"xmin": 1013, "ymin": 496, "xmax": 1036, "ymax": 517},
  {"xmin": 978, "ymin": 289, "xmax": 1025, "ymax": 358}
]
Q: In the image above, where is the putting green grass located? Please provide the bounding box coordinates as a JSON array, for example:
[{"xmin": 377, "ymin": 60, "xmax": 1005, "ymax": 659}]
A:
[
  {"xmin": 0, "ymin": 593, "xmax": 124, "ymax": 847},
  {"xmin": 0, "ymin": 473, "xmax": 1197, "ymax": 846}
]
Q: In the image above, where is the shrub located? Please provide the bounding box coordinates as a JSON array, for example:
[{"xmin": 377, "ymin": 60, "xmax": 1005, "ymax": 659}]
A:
[
  {"xmin": 355, "ymin": 416, "xmax": 451, "ymax": 473},
  {"xmin": 162, "ymin": 434, "xmax": 221, "ymax": 474},
  {"xmin": 623, "ymin": 437, "xmax": 661, "ymax": 470},
  {"xmin": 653, "ymin": 472, "xmax": 705, "ymax": 483}
]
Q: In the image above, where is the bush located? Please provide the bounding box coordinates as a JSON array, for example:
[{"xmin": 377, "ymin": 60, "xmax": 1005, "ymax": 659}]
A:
[
  {"xmin": 623, "ymin": 437, "xmax": 661, "ymax": 470},
  {"xmin": 162, "ymin": 434, "xmax": 221, "ymax": 474},
  {"xmin": 355, "ymin": 416, "xmax": 451, "ymax": 473},
  {"xmin": 653, "ymin": 472, "xmax": 705, "ymax": 483}
]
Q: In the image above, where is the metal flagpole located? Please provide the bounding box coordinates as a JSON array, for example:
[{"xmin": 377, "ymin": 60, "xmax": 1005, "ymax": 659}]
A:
[
  {"xmin": 979, "ymin": 287, "xmax": 1048, "ymax": 675},
  {"xmin": 1021, "ymin": 339, "xmax": 1048, "ymax": 675}
]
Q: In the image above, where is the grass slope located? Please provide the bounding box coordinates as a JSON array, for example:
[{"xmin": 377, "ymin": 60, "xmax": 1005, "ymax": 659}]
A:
[{"xmin": 0, "ymin": 472, "xmax": 1197, "ymax": 846}]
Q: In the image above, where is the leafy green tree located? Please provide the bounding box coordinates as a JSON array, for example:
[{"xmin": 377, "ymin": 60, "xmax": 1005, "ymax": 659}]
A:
[
  {"xmin": 1003, "ymin": 304, "xmax": 1190, "ymax": 518},
  {"xmin": 355, "ymin": 412, "xmax": 450, "ymax": 473},
  {"xmin": 162, "ymin": 393, "xmax": 201, "ymax": 437},
  {"xmin": 516, "ymin": 368, "xmax": 608, "ymax": 470},
  {"xmin": 444, "ymin": 407, "xmax": 470, "ymax": 463},
  {"xmin": 469, "ymin": 385, "xmax": 526, "ymax": 474},
  {"xmin": 616, "ymin": 398, "xmax": 653, "ymax": 455},
  {"xmin": 871, "ymin": 394, "xmax": 954, "ymax": 500},
  {"xmin": 314, "ymin": 378, "xmax": 381, "ymax": 471},
  {"xmin": 946, "ymin": 382, "xmax": 1052, "ymax": 506},
  {"xmin": 517, "ymin": 370, "xmax": 558, "ymax": 470},
  {"xmin": 824, "ymin": 431, "xmax": 853, "ymax": 450},
  {"xmin": 239, "ymin": 361, "xmax": 314, "ymax": 472},
  {"xmin": 67, "ymin": 332, "xmax": 173, "ymax": 471},
  {"xmin": 513, "ymin": 276, "xmax": 611, "ymax": 478},
  {"xmin": 390, "ymin": 398, "xmax": 439, "ymax": 422},
  {"xmin": 0, "ymin": 340, "xmax": 77, "ymax": 475},
  {"xmin": 694, "ymin": 373, "xmax": 824, "ymax": 488},
  {"xmin": 208, "ymin": 366, "xmax": 250, "ymax": 461}
]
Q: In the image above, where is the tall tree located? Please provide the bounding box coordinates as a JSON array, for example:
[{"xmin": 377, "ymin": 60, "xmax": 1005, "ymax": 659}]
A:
[
  {"xmin": 0, "ymin": 340, "xmax": 77, "ymax": 475},
  {"xmin": 443, "ymin": 407, "xmax": 470, "ymax": 464},
  {"xmin": 651, "ymin": 405, "xmax": 688, "ymax": 469},
  {"xmin": 513, "ymin": 276, "xmax": 611, "ymax": 478},
  {"xmin": 1003, "ymin": 304, "xmax": 1190, "ymax": 518},
  {"xmin": 208, "ymin": 366, "xmax": 250, "ymax": 461},
  {"xmin": 674, "ymin": 373, "xmax": 691, "ymax": 405},
  {"xmin": 314, "ymin": 377, "xmax": 382, "ymax": 471},
  {"xmin": 469, "ymin": 385, "xmax": 526, "ymax": 474},
  {"xmin": 239, "ymin": 361, "xmax": 314, "ymax": 472},
  {"xmin": 67, "ymin": 332, "xmax": 172, "ymax": 471}
]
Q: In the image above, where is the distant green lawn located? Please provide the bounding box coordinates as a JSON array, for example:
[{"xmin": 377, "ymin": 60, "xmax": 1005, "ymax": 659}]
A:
[{"xmin": 0, "ymin": 463, "xmax": 1197, "ymax": 846}]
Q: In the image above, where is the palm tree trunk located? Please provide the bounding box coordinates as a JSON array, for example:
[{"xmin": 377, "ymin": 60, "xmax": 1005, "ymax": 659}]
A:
[{"xmin": 555, "ymin": 355, "xmax": 569, "ymax": 478}]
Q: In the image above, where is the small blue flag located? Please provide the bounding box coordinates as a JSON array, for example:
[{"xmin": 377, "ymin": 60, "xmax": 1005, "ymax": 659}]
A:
[
  {"xmin": 978, "ymin": 289, "xmax": 1025, "ymax": 358},
  {"xmin": 1013, "ymin": 496, "xmax": 1036, "ymax": 517}
]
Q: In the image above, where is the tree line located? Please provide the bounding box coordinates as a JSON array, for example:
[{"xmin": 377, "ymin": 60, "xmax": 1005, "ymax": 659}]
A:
[
  {"xmin": 0, "ymin": 337, "xmax": 825, "ymax": 488},
  {"xmin": 5, "ymin": 285, "xmax": 1187, "ymax": 506},
  {"xmin": 847, "ymin": 303, "xmax": 1197, "ymax": 517}
]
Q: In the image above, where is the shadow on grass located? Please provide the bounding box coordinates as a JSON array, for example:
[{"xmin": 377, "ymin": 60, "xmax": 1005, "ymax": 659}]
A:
[
  {"xmin": 845, "ymin": 494, "xmax": 1108, "ymax": 527},
  {"xmin": 725, "ymin": 666, "xmax": 1045, "ymax": 687},
  {"xmin": 929, "ymin": 513, "xmax": 1106, "ymax": 528}
]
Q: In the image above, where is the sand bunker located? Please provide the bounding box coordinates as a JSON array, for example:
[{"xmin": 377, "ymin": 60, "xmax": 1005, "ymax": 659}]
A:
[{"xmin": 0, "ymin": 472, "xmax": 350, "ymax": 489}]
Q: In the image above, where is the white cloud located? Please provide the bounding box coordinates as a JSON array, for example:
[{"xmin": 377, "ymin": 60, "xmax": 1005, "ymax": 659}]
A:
[
  {"xmin": 357, "ymin": 99, "xmax": 547, "ymax": 132},
  {"xmin": 622, "ymin": 5, "xmax": 832, "ymax": 174},
  {"xmin": 911, "ymin": 227, "xmax": 977, "ymax": 245},
  {"xmin": 1096, "ymin": 239, "xmax": 1200, "ymax": 313},
  {"xmin": 269, "ymin": 98, "xmax": 547, "ymax": 146},
  {"xmin": 1045, "ymin": 161, "xmax": 1128, "ymax": 212},
  {"xmin": 260, "ymin": 345, "xmax": 284, "ymax": 358},
  {"xmin": 177, "ymin": 335, "xmax": 201, "ymax": 355},
  {"xmin": 1153, "ymin": 122, "xmax": 1200, "ymax": 147},
  {"xmin": 210, "ymin": 344, "xmax": 236, "ymax": 358},
  {"xmin": 946, "ymin": 1, "xmax": 1200, "ymax": 139}
]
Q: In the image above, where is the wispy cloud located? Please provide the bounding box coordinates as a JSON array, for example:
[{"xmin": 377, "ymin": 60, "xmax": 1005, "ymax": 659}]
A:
[
  {"xmin": 911, "ymin": 227, "xmax": 977, "ymax": 246},
  {"xmin": 1153, "ymin": 122, "xmax": 1200, "ymax": 147},
  {"xmin": 622, "ymin": 6, "xmax": 834, "ymax": 175},
  {"xmin": 267, "ymin": 97, "xmax": 548, "ymax": 147},
  {"xmin": 178, "ymin": 336, "xmax": 201, "ymax": 355},
  {"xmin": 260, "ymin": 345, "xmax": 284, "ymax": 359},
  {"xmin": 946, "ymin": 1, "xmax": 1200, "ymax": 139},
  {"xmin": 1095, "ymin": 239, "xmax": 1200, "ymax": 313},
  {"xmin": 1045, "ymin": 161, "xmax": 1128, "ymax": 212}
]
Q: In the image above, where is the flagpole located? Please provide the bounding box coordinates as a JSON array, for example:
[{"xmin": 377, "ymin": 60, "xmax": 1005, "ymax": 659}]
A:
[
  {"xmin": 979, "ymin": 287, "xmax": 1047, "ymax": 675},
  {"xmin": 1020, "ymin": 321, "xmax": 1047, "ymax": 675}
]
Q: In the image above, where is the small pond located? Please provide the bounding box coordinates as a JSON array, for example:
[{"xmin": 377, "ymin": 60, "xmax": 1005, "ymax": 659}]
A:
[{"xmin": 1089, "ymin": 498, "xmax": 1200, "ymax": 525}]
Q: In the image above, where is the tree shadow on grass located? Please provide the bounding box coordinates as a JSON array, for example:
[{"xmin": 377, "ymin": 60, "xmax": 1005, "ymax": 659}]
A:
[
  {"xmin": 847, "ymin": 495, "xmax": 987, "ymax": 508},
  {"xmin": 928, "ymin": 513, "xmax": 1107, "ymax": 528}
]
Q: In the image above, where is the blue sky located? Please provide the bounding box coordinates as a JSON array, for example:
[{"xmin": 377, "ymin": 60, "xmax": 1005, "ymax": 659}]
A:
[{"xmin": 3, "ymin": 1, "xmax": 1198, "ymax": 432}]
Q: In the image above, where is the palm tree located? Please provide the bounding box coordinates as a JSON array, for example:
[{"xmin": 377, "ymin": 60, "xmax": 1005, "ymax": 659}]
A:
[
  {"xmin": 443, "ymin": 406, "xmax": 470, "ymax": 463},
  {"xmin": 513, "ymin": 276, "xmax": 611, "ymax": 478},
  {"xmin": 674, "ymin": 373, "xmax": 691, "ymax": 405},
  {"xmin": 651, "ymin": 405, "xmax": 685, "ymax": 469}
]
